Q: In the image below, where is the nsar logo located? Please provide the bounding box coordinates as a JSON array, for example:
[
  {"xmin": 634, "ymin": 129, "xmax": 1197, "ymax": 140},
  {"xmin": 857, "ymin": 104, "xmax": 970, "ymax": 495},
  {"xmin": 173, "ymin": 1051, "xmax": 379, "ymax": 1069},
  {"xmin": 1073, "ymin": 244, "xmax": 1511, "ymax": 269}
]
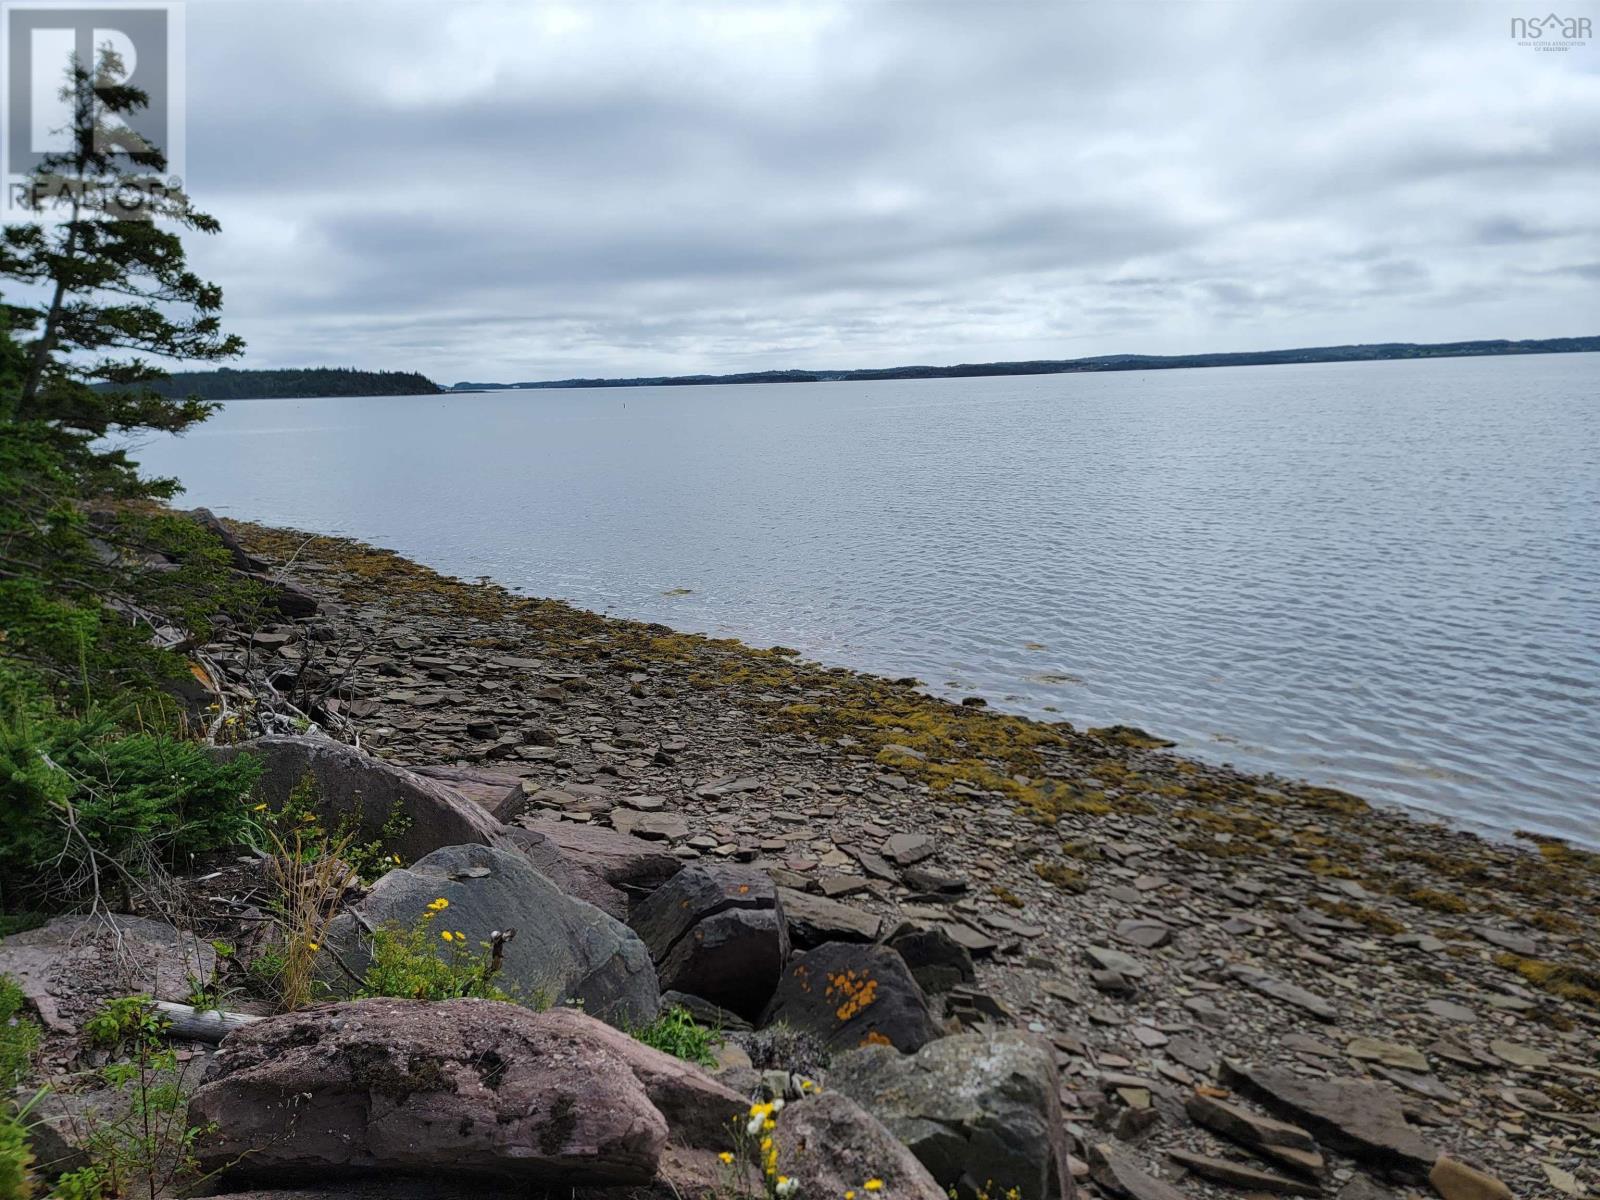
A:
[{"xmin": 1510, "ymin": 12, "xmax": 1592, "ymax": 50}]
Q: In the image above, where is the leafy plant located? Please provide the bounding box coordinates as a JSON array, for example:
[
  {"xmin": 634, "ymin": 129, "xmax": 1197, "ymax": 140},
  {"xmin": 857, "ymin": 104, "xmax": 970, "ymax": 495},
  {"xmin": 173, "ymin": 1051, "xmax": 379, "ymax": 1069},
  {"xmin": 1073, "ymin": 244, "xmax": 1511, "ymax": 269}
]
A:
[
  {"xmin": 0, "ymin": 1091, "xmax": 37, "ymax": 1200},
  {"xmin": 0, "ymin": 689, "xmax": 262, "ymax": 910},
  {"xmin": 631, "ymin": 1005, "xmax": 720, "ymax": 1068},
  {"xmin": 75, "ymin": 997, "xmax": 208, "ymax": 1200},
  {"xmin": 343, "ymin": 802, "xmax": 412, "ymax": 885},
  {"xmin": 355, "ymin": 899, "xmax": 512, "ymax": 1003},
  {"xmin": 252, "ymin": 777, "xmax": 355, "ymax": 1012},
  {"xmin": 0, "ymin": 976, "xmax": 41, "ymax": 1091}
]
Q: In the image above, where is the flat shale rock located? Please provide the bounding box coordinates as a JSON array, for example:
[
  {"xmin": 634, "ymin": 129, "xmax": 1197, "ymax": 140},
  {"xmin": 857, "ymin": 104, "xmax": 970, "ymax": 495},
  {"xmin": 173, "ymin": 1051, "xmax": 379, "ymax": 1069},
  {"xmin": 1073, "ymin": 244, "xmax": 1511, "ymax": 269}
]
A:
[
  {"xmin": 1089, "ymin": 1143, "xmax": 1191, "ymax": 1200},
  {"xmin": 1116, "ymin": 919, "xmax": 1173, "ymax": 949},
  {"xmin": 321, "ymin": 843, "xmax": 659, "ymax": 1025},
  {"xmin": 1429, "ymin": 1156, "xmax": 1513, "ymax": 1200},
  {"xmin": 0, "ymin": 915, "xmax": 217, "ymax": 1032},
  {"xmin": 411, "ymin": 764, "xmax": 524, "ymax": 819},
  {"xmin": 762, "ymin": 941, "xmax": 940, "ymax": 1053},
  {"xmin": 831, "ymin": 1030, "xmax": 1073, "ymax": 1200},
  {"xmin": 1226, "ymin": 965, "xmax": 1337, "ymax": 1022},
  {"xmin": 776, "ymin": 886, "xmax": 881, "ymax": 948},
  {"xmin": 884, "ymin": 832, "xmax": 938, "ymax": 866},
  {"xmin": 1166, "ymin": 1150, "xmax": 1319, "ymax": 1196},
  {"xmin": 611, "ymin": 810, "xmax": 690, "ymax": 841},
  {"xmin": 1184, "ymin": 1092, "xmax": 1324, "ymax": 1176},
  {"xmin": 1346, "ymin": 1037, "xmax": 1429, "ymax": 1073},
  {"xmin": 1220, "ymin": 1061, "xmax": 1438, "ymax": 1181},
  {"xmin": 631, "ymin": 864, "xmax": 788, "ymax": 1020}
]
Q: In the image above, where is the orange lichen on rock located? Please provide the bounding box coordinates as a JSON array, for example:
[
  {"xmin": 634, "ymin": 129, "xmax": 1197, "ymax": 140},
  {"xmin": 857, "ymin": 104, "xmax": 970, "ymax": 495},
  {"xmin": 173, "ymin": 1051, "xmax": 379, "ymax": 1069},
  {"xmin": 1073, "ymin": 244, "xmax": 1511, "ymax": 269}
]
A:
[{"xmin": 826, "ymin": 969, "xmax": 879, "ymax": 1021}]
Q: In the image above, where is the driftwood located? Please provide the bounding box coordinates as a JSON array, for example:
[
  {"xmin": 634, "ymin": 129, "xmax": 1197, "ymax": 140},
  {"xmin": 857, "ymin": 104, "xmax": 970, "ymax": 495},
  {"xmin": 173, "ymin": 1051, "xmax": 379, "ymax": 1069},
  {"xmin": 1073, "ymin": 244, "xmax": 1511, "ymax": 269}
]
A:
[{"xmin": 152, "ymin": 1001, "xmax": 262, "ymax": 1043}]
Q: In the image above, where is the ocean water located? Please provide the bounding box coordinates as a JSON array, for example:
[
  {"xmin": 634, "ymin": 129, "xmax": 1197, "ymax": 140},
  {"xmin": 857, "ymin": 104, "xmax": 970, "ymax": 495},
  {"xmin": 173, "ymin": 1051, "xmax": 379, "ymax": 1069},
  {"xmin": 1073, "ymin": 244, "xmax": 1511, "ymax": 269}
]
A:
[{"xmin": 135, "ymin": 353, "xmax": 1600, "ymax": 845}]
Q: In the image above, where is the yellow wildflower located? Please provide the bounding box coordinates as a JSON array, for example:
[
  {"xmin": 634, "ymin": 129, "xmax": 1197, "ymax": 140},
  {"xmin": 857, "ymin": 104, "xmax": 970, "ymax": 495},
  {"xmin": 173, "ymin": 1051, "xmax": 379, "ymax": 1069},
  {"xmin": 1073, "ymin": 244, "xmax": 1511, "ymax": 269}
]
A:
[
  {"xmin": 252, "ymin": 803, "xmax": 268, "ymax": 812},
  {"xmin": 307, "ymin": 941, "xmax": 319, "ymax": 950},
  {"xmin": 866, "ymin": 1181, "xmax": 884, "ymax": 1192},
  {"xmin": 441, "ymin": 930, "xmax": 454, "ymax": 942},
  {"xmin": 718, "ymin": 1152, "xmax": 735, "ymax": 1165},
  {"xmin": 847, "ymin": 1192, "xmax": 857, "ymax": 1199}
]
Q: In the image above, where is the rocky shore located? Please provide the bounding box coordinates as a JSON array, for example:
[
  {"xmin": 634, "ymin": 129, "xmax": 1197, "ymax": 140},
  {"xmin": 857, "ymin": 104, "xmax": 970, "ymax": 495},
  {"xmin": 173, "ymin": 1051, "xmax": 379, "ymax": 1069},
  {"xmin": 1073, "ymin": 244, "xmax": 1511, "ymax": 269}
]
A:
[{"xmin": 8, "ymin": 517, "xmax": 1596, "ymax": 1200}]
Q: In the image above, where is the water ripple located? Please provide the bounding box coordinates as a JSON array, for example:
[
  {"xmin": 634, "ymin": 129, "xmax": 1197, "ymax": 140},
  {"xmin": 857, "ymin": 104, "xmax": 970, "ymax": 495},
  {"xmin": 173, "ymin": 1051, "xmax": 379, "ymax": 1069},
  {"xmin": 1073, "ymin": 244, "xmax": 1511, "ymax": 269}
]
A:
[{"xmin": 135, "ymin": 354, "xmax": 1600, "ymax": 846}]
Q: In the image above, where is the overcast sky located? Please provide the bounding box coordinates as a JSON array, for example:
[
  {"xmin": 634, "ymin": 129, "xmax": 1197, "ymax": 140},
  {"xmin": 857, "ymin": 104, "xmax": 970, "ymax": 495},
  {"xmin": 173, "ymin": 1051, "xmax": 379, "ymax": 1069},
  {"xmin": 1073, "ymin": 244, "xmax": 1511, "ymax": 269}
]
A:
[{"xmin": 178, "ymin": 1, "xmax": 1600, "ymax": 381}]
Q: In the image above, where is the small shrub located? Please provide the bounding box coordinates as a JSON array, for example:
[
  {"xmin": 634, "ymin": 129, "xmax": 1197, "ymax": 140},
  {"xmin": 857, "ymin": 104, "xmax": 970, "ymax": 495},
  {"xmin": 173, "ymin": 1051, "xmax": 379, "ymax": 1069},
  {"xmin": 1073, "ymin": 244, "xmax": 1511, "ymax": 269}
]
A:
[
  {"xmin": 0, "ymin": 693, "xmax": 262, "ymax": 909},
  {"xmin": 75, "ymin": 997, "xmax": 208, "ymax": 1199},
  {"xmin": 631, "ymin": 1006, "xmax": 719, "ymax": 1067},
  {"xmin": 1, "ymin": 976, "xmax": 41, "ymax": 1090},
  {"xmin": 355, "ymin": 899, "xmax": 513, "ymax": 1003},
  {"xmin": 253, "ymin": 775, "xmax": 356, "ymax": 1012}
]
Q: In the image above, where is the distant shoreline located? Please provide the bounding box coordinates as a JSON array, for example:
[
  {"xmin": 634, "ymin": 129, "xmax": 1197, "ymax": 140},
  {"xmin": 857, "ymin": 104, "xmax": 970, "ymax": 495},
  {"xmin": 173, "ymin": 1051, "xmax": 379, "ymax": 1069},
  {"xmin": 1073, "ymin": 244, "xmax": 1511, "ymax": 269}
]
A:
[{"xmin": 451, "ymin": 334, "xmax": 1600, "ymax": 392}]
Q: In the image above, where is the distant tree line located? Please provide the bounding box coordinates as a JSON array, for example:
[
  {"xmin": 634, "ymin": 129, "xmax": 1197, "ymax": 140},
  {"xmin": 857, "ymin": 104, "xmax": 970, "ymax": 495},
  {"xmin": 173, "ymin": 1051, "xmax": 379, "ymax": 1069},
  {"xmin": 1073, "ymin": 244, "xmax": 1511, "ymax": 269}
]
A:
[
  {"xmin": 125, "ymin": 366, "xmax": 442, "ymax": 400},
  {"xmin": 453, "ymin": 334, "xmax": 1600, "ymax": 391}
]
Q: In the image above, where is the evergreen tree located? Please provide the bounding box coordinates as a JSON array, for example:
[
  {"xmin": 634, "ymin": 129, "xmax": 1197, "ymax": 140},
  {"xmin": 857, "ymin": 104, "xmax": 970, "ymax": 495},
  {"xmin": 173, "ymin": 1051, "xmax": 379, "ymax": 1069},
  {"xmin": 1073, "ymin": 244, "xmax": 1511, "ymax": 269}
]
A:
[{"xmin": 0, "ymin": 44, "xmax": 250, "ymax": 691}]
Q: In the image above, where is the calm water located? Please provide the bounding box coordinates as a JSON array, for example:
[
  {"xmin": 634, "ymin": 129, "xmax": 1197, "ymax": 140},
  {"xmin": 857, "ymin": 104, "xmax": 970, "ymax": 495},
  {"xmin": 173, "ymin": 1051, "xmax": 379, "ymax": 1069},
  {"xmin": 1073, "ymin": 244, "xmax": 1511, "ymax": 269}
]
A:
[{"xmin": 136, "ymin": 355, "xmax": 1600, "ymax": 845}]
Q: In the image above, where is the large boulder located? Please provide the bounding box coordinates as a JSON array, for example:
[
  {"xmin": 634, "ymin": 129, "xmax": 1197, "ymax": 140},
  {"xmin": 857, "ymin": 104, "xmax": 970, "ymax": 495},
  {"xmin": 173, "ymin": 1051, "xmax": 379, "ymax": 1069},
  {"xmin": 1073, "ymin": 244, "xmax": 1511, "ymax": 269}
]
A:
[
  {"xmin": 760, "ymin": 942, "xmax": 940, "ymax": 1054},
  {"xmin": 505, "ymin": 820, "xmax": 682, "ymax": 920},
  {"xmin": 188, "ymin": 999, "xmax": 681, "ymax": 1186},
  {"xmin": 0, "ymin": 916, "xmax": 216, "ymax": 1032},
  {"xmin": 215, "ymin": 736, "xmax": 504, "ymax": 863},
  {"xmin": 830, "ymin": 1029, "xmax": 1074, "ymax": 1200},
  {"xmin": 536, "ymin": 1007, "xmax": 746, "ymax": 1149},
  {"xmin": 775, "ymin": 1092, "xmax": 946, "ymax": 1200},
  {"xmin": 630, "ymin": 865, "xmax": 788, "ymax": 1020},
  {"xmin": 320, "ymin": 844, "xmax": 659, "ymax": 1026}
]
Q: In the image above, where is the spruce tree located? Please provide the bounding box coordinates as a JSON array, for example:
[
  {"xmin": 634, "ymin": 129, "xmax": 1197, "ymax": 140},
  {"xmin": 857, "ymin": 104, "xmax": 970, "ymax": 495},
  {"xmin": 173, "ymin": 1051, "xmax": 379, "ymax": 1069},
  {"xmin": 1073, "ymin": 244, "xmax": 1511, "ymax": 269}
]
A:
[{"xmin": 0, "ymin": 44, "xmax": 249, "ymax": 690}]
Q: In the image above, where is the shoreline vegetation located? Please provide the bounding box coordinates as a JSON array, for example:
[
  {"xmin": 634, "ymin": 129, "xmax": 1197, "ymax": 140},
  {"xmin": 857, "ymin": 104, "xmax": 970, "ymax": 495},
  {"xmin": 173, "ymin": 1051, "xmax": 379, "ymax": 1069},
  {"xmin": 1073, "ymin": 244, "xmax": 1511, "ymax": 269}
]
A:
[
  {"xmin": 108, "ymin": 334, "xmax": 1600, "ymax": 404},
  {"xmin": 111, "ymin": 367, "xmax": 444, "ymax": 400}
]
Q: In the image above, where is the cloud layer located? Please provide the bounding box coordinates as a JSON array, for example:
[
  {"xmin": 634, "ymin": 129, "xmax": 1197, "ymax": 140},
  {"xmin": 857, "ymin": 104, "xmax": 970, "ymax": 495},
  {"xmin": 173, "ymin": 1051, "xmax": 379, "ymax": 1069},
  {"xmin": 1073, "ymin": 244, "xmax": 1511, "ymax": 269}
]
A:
[{"xmin": 178, "ymin": 1, "xmax": 1600, "ymax": 380}]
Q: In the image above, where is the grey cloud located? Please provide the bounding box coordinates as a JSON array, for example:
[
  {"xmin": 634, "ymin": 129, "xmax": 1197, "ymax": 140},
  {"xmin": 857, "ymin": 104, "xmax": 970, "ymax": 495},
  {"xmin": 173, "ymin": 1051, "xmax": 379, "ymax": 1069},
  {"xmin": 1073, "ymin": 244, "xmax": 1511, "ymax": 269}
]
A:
[{"xmin": 168, "ymin": 0, "xmax": 1600, "ymax": 380}]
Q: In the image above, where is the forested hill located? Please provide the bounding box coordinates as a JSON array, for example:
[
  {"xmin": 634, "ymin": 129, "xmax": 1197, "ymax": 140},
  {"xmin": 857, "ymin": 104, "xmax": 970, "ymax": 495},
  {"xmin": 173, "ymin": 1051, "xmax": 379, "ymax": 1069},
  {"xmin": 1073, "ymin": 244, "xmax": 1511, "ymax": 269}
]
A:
[
  {"xmin": 132, "ymin": 367, "xmax": 442, "ymax": 400},
  {"xmin": 452, "ymin": 334, "xmax": 1600, "ymax": 390}
]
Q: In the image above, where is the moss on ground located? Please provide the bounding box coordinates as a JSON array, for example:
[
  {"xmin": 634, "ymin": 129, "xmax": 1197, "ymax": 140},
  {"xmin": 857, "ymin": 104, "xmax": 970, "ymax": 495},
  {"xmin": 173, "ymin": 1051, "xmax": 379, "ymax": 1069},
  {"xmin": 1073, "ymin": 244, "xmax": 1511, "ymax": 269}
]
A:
[{"xmin": 1494, "ymin": 953, "xmax": 1600, "ymax": 1008}]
